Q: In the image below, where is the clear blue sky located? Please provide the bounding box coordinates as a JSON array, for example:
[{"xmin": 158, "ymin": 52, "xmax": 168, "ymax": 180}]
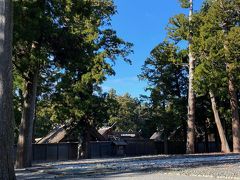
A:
[{"xmin": 101, "ymin": 0, "xmax": 204, "ymax": 98}]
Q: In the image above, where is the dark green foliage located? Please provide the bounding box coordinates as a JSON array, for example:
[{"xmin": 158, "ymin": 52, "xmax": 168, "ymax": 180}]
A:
[
  {"xmin": 140, "ymin": 41, "xmax": 188, "ymax": 138},
  {"xmin": 13, "ymin": 0, "xmax": 133, "ymax": 140},
  {"xmin": 192, "ymin": 0, "xmax": 240, "ymax": 95},
  {"xmin": 107, "ymin": 92, "xmax": 141, "ymax": 132},
  {"xmin": 12, "ymin": 0, "xmax": 240, "ymax": 153},
  {"xmin": 167, "ymin": 14, "xmax": 189, "ymax": 42}
]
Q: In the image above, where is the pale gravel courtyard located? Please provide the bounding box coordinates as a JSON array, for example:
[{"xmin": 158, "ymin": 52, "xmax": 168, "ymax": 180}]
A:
[{"xmin": 16, "ymin": 153, "xmax": 240, "ymax": 180}]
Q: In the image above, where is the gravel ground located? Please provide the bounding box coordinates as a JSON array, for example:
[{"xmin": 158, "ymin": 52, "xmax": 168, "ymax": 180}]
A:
[{"xmin": 16, "ymin": 153, "xmax": 240, "ymax": 179}]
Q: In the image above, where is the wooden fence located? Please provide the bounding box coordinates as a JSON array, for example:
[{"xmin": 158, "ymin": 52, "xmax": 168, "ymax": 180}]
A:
[
  {"xmin": 87, "ymin": 140, "xmax": 220, "ymax": 158},
  {"xmin": 14, "ymin": 141, "xmax": 221, "ymax": 161},
  {"xmin": 32, "ymin": 143, "xmax": 78, "ymax": 161}
]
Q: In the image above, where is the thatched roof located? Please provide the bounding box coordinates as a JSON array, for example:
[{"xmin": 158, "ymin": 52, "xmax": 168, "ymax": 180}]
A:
[
  {"xmin": 36, "ymin": 125, "xmax": 67, "ymax": 144},
  {"xmin": 150, "ymin": 131, "xmax": 163, "ymax": 141},
  {"xmin": 98, "ymin": 127, "xmax": 112, "ymax": 138},
  {"xmin": 150, "ymin": 126, "xmax": 186, "ymax": 141},
  {"xmin": 98, "ymin": 123, "xmax": 116, "ymax": 139},
  {"xmin": 88, "ymin": 125, "xmax": 106, "ymax": 141},
  {"xmin": 37, "ymin": 123, "xmax": 106, "ymax": 144}
]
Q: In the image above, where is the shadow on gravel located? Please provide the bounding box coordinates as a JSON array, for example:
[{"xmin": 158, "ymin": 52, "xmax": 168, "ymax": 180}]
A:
[
  {"xmin": 31, "ymin": 153, "xmax": 240, "ymax": 168},
  {"xmin": 16, "ymin": 154, "xmax": 240, "ymax": 179}
]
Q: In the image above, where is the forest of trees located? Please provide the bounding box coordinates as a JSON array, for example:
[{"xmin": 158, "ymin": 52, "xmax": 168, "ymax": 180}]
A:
[
  {"xmin": 141, "ymin": 0, "xmax": 240, "ymax": 155},
  {"xmin": 0, "ymin": 0, "xmax": 240, "ymax": 178}
]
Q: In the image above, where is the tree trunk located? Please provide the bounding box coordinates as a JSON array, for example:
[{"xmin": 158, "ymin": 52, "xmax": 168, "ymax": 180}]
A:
[
  {"xmin": 80, "ymin": 128, "xmax": 90, "ymax": 159},
  {"xmin": 77, "ymin": 136, "xmax": 83, "ymax": 160},
  {"xmin": 16, "ymin": 72, "xmax": 38, "ymax": 168},
  {"xmin": 209, "ymin": 91, "xmax": 230, "ymax": 153},
  {"xmin": 203, "ymin": 118, "xmax": 209, "ymax": 153},
  {"xmin": 186, "ymin": 0, "xmax": 196, "ymax": 154},
  {"xmin": 0, "ymin": 0, "xmax": 16, "ymax": 179},
  {"xmin": 228, "ymin": 75, "xmax": 240, "ymax": 153},
  {"xmin": 222, "ymin": 22, "xmax": 240, "ymax": 152},
  {"xmin": 32, "ymin": 104, "xmax": 37, "ymax": 143},
  {"xmin": 163, "ymin": 132, "xmax": 168, "ymax": 154},
  {"xmin": 175, "ymin": 70, "xmax": 187, "ymax": 144}
]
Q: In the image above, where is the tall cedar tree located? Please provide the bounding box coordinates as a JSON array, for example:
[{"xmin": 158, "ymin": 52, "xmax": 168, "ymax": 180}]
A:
[
  {"xmin": 140, "ymin": 41, "xmax": 188, "ymax": 145},
  {"xmin": 0, "ymin": 0, "xmax": 16, "ymax": 179},
  {"xmin": 193, "ymin": 0, "xmax": 240, "ymax": 152},
  {"xmin": 185, "ymin": 0, "xmax": 196, "ymax": 154},
  {"xmin": 192, "ymin": 1, "xmax": 231, "ymax": 153},
  {"xmin": 220, "ymin": 0, "xmax": 240, "ymax": 153},
  {"xmin": 14, "ymin": 0, "xmax": 132, "ymax": 167},
  {"xmin": 178, "ymin": 0, "xmax": 196, "ymax": 153}
]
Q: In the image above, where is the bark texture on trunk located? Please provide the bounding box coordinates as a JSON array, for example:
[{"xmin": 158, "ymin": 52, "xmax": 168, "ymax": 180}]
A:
[
  {"xmin": 163, "ymin": 132, "xmax": 168, "ymax": 154},
  {"xmin": 209, "ymin": 91, "xmax": 230, "ymax": 153},
  {"xmin": 186, "ymin": 0, "xmax": 196, "ymax": 154},
  {"xmin": 222, "ymin": 21, "xmax": 240, "ymax": 152},
  {"xmin": 228, "ymin": 75, "xmax": 240, "ymax": 153},
  {"xmin": 79, "ymin": 128, "xmax": 90, "ymax": 159},
  {"xmin": 0, "ymin": 0, "xmax": 16, "ymax": 179},
  {"xmin": 204, "ymin": 118, "xmax": 209, "ymax": 153},
  {"xmin": 16, "ymin": 72, "xmax": 38, "ymax": 168}
]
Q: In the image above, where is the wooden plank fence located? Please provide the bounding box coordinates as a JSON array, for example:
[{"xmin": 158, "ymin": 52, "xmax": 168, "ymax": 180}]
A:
[
  {"xmin": 14, "ymin": 141, "xmax": 221, "ymax": 162},
  {"xmin": 32, "ymin": 143, "xmax": 78, "ymax": 161}
]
